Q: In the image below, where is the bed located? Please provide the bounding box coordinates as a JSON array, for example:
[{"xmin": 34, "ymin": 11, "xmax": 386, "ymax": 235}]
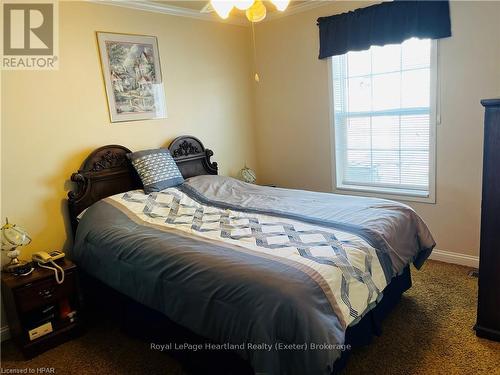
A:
[{"xmin": 67, "ymin": 135, "xmax": 435, "ymax": 374}]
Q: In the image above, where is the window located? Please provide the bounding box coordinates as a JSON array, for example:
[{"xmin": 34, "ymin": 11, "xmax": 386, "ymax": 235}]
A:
[{"xmin": 331, "ymin": 38, "xmax": 436, "ymax": 201}]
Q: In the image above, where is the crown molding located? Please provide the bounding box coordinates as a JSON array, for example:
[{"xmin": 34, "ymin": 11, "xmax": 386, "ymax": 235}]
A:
[
  {"xmin": 88, "ymin": 1, "xmax": 248, "ymax": 26},
  {"xmin": 88, "ymin": 1, "xmax": 332, "ymax": 26},
  {"xmin": 264, "ymin": 1, "xmax": 332, "ymax": 22}
]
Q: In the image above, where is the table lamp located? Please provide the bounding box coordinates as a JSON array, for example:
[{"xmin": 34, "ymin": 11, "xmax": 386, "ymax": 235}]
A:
[{"xmin": 1, "ymin": 218, "xmax": 31, "ymax": 273}]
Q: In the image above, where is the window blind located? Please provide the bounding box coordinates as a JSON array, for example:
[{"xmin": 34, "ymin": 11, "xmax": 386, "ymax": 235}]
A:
[{"xmin": 332, "ymin": 38, "xmax": 434, "ymax": 197}]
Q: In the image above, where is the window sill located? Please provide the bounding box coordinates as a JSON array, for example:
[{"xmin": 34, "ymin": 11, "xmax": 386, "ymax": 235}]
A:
[{"xmin": 334, "ymin": 184, "xmax": 436, "ymax": 204}]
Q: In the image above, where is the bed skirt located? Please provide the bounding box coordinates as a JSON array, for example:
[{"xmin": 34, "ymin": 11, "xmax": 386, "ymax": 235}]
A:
[{"xmin": 80, "ymin": 266, "xmax": 412, "ymax": 374}]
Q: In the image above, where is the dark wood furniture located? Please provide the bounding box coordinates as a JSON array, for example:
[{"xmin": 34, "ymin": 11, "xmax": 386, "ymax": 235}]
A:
[
  {"xmin": 67, "ymin": 135, "xmax": 218, "ymax": 234},
  {"xmin": 1, "ymin": 259, "xmax": 82, "ymax": 357},
  {"xmin": 475, "ymin": 98, "xmax": 500, "ymax": 342}
]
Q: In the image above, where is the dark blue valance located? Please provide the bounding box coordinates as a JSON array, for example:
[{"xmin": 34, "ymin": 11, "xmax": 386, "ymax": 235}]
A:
[{"xmin": 317, "ymin": 1, "xmax": 451, "ymax": 59}]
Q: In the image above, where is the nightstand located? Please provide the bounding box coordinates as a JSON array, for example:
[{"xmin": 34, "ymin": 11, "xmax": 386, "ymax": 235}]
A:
[{"xmin": 1, "ymin": 259, "xmax": 83, "ymax": 358}]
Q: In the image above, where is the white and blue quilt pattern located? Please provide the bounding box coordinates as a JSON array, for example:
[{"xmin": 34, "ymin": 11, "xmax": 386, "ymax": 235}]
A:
[{"xmin": 111, "ymin": 188, "xmax": 388, "ymax": 326}]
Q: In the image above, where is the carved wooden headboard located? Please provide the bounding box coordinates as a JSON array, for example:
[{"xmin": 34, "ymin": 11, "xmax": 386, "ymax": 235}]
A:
[{"xmin": 67, "ymin": 135, "xmax": 218, "ymax": 234}]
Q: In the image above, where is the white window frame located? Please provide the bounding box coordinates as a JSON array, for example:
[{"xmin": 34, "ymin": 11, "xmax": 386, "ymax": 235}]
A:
[{"xmin": 328, "ymin": 40, "xmax": 438, "ymax": 204}]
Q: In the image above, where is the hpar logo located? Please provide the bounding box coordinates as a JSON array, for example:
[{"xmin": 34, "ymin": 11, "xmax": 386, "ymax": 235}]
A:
[{"xmin": 1, "ymin": 0, "xmax": 59, "ymax": 70}]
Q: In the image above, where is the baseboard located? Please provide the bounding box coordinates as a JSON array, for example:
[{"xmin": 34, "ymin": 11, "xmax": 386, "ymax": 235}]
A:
[
  {"xmin": 474, "ymin": 324, "xmax": 500, "ymax": 342},
  {"xmin": 1, "ymin": 325, "xmax": 10, "ymax": 342},
  {"xmin": 429, "ymin": 249, "xmax": 479, "ymax": 268}
]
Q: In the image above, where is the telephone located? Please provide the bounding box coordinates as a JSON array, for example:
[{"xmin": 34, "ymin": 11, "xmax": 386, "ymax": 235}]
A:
[
  {"xmin": 32, "ymin": 251, "xmax": 65, "ymax": 284},
  {"xmin": 32, "ymin": 251, "xmax": 65, "ymax": 263}
]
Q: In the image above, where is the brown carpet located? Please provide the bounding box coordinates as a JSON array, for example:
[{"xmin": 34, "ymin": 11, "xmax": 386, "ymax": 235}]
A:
[{"xmin": 1, "ymin": 260, "xmax": 499, "ymax": 374}]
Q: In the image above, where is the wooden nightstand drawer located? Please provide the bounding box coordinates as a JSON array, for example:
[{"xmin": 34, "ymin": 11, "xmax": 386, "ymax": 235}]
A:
[
  {"xmin": 1, "ymin": 259, "xmax": 83, "ymax": 358},
  {"xmin": 14, "ymin": 271, "xmax": 76, "ymax": 313}
]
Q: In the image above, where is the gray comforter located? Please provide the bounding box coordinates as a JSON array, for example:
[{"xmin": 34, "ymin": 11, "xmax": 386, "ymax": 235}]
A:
[
  {"xmin": 181, "ymin": 176, "xmax": 435, "ymax": 276},
  {"xmin": 71, "ymin": 175, "xmax": 435, "ymax": 375}
]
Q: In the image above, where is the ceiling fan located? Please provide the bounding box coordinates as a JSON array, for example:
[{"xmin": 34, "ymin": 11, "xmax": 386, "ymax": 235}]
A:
[
  {"xmin": 202, "ymin": 0, "xmax": 291, "ymax": 22},
  {"xmin": 200, "ymin": 1, "xmax": 291, "ymax": 83}
]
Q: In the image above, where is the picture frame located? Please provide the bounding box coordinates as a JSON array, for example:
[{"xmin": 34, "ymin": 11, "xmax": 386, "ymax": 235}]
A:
[{"xmin": 96, "ymin": 32, "xmax": 167, "ymax": 123}]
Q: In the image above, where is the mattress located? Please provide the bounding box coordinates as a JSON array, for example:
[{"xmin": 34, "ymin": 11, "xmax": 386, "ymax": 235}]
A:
[{"xmin": 70, "ymin": 175, "xmax": 435, "ymax": 374}]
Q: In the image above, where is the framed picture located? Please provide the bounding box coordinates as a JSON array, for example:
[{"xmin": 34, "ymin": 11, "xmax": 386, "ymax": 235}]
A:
[{"xmin": 97, "ymin": 32, "xmax": 167, "ymax": 123}]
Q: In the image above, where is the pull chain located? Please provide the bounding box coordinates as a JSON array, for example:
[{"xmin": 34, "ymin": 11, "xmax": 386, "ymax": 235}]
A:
[{"xmin": 251, "ymin": 22, "xmax": 260, "ymax": 83}]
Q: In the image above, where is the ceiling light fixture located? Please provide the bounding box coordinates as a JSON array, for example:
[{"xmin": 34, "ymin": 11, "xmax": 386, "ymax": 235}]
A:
[
  {"xmin": 209, "ymin": 0, "xmax": 290, "ymax": 23},
  {"xmin": 246, "ymin": 0, "xmax": 267, "ymax": 23},
  {"xmin": 270, "ymin": 0, "xmax": 290, "ymax": 12},
  {"xmin": 208, "ymin": 1, "xmax": 291, "ymax": 84},
  {"xmin": 234, "ymin": 0, "xmax": 254, "ymax": 10},
  {"xmin": 211, "ymin": 1, "xmax": 234, "ymax": 19}
]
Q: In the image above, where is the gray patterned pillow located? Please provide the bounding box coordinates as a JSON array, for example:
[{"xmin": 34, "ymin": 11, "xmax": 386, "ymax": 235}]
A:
[{"xmin": 127, "ymin": 148, "xmax": 184, "ymax": 193}]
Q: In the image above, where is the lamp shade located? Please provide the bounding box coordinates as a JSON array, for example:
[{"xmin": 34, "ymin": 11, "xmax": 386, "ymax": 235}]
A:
[
  {"xmin": 270, "ymin": 0, "xmax": 290, "ymax": 12},
  {"xmin": 211, "ymin": 0, "xmax": 234, "ymax": 19},
  {"xmin": 246, "ymin": 0, "xmax": 266, "ymax": 23},
  {"xmin": 233, "ymin": 0, "xmax": 254, "ymax": 10},
  {"xmin": 1, "ymin": 218, "xmax": 32, "ymax": 273},
  {"xmin": 1, "ymin": 222, "xmax": 31, "ymax": 250}
]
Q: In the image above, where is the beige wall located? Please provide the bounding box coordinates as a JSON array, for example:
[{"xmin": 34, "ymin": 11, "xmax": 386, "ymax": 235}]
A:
[
  {"xmin": 1, "ymin": 1, "xmax": 256, "ymax": 260},
  {"xmin": 254, "ymin": 1, "xmax": 500, "ymax": 257}
]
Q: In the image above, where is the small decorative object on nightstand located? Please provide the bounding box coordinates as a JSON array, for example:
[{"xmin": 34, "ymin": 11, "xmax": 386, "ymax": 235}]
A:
[
  {"xmin": 1, "ymin": 259, "xmax": 83, "ymax": 357},
  {"xmin": 1, "ymin": 218, "xmax": 32, "ymax": 273},
  {"xmin": 239, "ymin": 165, "xmax": 256, "ymax": 184}
]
